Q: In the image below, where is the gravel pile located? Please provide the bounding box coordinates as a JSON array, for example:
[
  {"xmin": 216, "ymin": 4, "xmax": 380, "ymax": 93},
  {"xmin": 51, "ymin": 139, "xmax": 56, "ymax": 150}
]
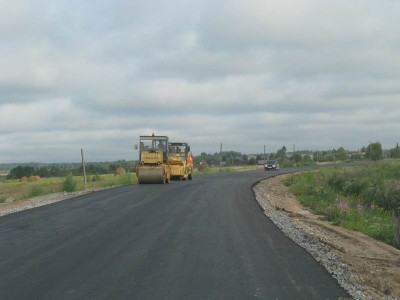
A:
[{"xmin": 253, "ymin": 183, "xmax": 366, "ymax": 300}]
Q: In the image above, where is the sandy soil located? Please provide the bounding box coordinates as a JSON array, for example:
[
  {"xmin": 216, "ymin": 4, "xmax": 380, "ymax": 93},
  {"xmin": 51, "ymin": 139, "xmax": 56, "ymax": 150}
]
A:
[{"xmin": 257, "ymin": 174, "xmax": 400, "ymax": 299}]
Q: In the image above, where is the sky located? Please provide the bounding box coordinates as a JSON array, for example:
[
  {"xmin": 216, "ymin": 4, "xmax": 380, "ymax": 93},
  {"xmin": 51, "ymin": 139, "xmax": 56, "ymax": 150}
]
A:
[{"xmin": 1, "ymin": 0, "xmax": 399, "ymax": 163}]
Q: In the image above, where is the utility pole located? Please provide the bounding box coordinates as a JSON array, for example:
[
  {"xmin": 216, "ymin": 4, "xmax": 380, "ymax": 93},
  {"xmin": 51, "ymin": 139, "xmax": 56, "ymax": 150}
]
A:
[
  {"xmin": 219, "ymin": 143, "xmax": 223, "ymax": 172},
  {"xmin": 293, "ymin": 144, "xmax": 296, "ymax": 165},
  {"xmin": 81, "ymin": 148, "xmax": 87, "ymax": 190},
  {"xmin": 264, "ymin": 145, "xmax": 266, "ymax": 160}
]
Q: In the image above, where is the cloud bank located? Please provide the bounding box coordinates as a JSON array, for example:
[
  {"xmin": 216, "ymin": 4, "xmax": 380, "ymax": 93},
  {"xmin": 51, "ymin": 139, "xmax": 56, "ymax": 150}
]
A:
[{"xmin": 1, "ymin": 0, "xmax": 399, "ymax": 162}]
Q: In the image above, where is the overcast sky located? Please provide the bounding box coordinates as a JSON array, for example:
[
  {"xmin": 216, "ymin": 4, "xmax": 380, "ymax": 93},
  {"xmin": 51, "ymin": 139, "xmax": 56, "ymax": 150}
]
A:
[{"xmin": 1, "ymin": 0, "xmax": 399, "ymax": 163}]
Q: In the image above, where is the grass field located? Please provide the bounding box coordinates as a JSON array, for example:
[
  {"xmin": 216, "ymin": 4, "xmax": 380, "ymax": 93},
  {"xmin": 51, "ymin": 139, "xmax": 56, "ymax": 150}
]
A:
[
  {"xmin": 0, "ymin": 173, "xmax": 138, "ymax": 204},
  {"xmin": 282, "ymin": 161, "xmax": 400, "ymax": 247},
  {"xmin": 193, "ymin": 165, "xmax": 263, "ymax": 175}
]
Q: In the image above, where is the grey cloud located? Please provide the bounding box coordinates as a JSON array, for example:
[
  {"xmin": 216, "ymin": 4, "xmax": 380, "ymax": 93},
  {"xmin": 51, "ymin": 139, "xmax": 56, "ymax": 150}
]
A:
[{"xmin": 1, "ymin": 0, "xmax": 400, "ymax": 162}]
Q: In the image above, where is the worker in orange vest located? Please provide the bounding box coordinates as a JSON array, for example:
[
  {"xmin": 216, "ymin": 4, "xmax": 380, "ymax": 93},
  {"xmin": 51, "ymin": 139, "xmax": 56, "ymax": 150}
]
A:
[{"xmin": 188, "ymin": 152, "xmax": 193, "ymax": 164}]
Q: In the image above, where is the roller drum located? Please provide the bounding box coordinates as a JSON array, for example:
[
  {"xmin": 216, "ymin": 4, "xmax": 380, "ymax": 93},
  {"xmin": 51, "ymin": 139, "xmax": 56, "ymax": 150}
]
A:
[{"xmin": 137, "ymin": 167, "xmax": 166, "ymax": 184}]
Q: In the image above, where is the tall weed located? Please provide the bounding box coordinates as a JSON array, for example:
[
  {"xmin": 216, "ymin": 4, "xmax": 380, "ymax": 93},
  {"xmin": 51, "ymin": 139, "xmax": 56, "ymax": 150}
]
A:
[
  {"xmin": 284, "ymin": 162, "xmax": 400, "ymax": 247},
  {"xmin": 63, "ymin": 173, "xmax": 77, "ymax": 192}
]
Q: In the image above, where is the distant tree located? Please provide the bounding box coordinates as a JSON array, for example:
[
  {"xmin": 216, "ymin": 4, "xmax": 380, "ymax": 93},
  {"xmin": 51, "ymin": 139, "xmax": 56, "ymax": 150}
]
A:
[
  {"xmin": 292, "ymin": 152, "xmax": 302, "ymax": 163},
  {"xmin": 248, "ymin": 157, "xmax": 256, "ymax": 165},
  {"xmin": 49, "ymin": 166, "xmax": 66, "ymax": 177},
  {"xmin": 366, "ymin": 142, "xmax": 383, "ymax": 161},
  {"xmin": 318, "ymin": 150, "xmax": 334, "ymax": 162},
  {"xmin": 7, "ymin": 166, "xmax": 35, "ymax": 179},
  {"xmin": 389, "ymin": 143, "xmax": 400, "ymax": 158},
  {"xmin": 37, "ymin": 166, "xmax": 51, "ymax": 178},
  {"xmin": 315, "ymin": 151, "xmax": 324, "ymax": 162},
  {"xmin": 335, "ymin": 147, "xmax": 348, "ymax": 161},
  {"xmin": 109, "ymin": 164, "xmax": 118, "ymax": 173},
  {"xmin": 276, "ymin": 146, "xmax": 287, "ymax": 159},
  {"xmin": 195, "ymin": 151, "xmax": 227, "ymax": 167}
]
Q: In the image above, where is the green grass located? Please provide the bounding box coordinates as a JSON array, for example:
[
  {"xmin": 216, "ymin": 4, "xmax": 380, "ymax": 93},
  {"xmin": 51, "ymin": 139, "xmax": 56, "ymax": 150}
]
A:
[
  {"xmin": 330, "ymin": 207, "xmax": 394, "ymax": 244},
  {"xmin": 283, "ymin": 161, "xmax": 400, "ymax": 247},
  {"xmin": 27, "ymin": 186, "xmax": 46, "ymax": 198},
  {"xmin": 0, "ymin": 173, "xmax": 138, "ymax": 203},
  {"xmin": 0, "ymin": 178, "xmax": 64, "ymax": 202},
  {"xmin": 193, "ymin": 165, "xmax": 262, "ymax": 176}
]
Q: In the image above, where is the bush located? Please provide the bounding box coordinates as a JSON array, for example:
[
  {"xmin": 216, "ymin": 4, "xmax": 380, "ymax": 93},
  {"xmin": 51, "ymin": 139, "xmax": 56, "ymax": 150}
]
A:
[
  {"xmin": 63, "ymin": 173, "xmax": 77, "ymax": 192},
  {"xmin": 28, "ymin": 187, "xmax": 45, "ymax": 198}
]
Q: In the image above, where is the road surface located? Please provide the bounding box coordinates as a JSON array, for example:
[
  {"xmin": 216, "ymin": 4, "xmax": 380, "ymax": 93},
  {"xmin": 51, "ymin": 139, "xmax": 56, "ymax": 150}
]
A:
[{"xmin": 0, "ymin": 169, "xmax": 349, "ymax": 299}]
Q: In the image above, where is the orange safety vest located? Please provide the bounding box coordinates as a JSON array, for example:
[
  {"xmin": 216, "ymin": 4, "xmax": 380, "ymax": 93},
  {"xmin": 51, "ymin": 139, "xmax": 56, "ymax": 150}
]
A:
[{"xmin": 188, "ymin": 154, "xmax": 193, "ymax": 164}]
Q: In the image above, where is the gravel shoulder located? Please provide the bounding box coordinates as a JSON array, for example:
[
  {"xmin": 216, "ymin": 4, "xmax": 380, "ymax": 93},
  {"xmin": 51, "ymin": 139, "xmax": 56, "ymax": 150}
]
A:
[
  {"xmin": 254, "ymin": 174, "xmax": 400, "ymax": 300},
  {"xmin": 0, "ymin": 188, "xmax": 104, "ymax": 217}
]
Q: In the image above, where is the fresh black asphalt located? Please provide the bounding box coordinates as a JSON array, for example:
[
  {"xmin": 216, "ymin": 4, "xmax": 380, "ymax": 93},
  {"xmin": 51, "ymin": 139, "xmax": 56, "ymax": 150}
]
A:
[{"xmin": 0, "ymin": 169, "xmax": 350, "ymax": 299}]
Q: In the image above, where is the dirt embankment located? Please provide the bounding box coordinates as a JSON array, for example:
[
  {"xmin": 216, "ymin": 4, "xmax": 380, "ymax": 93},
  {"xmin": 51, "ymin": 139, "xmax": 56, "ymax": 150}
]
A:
[{"xmin": 255, "ymin": 174, "xmax": 400, "ymax": 300}]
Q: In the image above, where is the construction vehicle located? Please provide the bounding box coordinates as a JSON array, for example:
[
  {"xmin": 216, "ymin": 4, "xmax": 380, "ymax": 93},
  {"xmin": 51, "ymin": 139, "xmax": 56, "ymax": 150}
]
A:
[
  {"xmin": 168, "ymin": 142, "xmax": 193, "ymax": 180},
  {"xmin": 136, "ymin": 134, "xmax": 171, "ymax": 184}
]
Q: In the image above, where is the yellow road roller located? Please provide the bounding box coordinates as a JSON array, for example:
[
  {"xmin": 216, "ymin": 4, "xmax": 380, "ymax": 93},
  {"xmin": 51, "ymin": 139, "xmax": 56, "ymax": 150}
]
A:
[
  {"xmin": 136, "ymin": 134, "xmax": 171, "ymax": 184},
  {"xmin": 168, "ymin": 142, "xmax": 193, "ymax": 180}
]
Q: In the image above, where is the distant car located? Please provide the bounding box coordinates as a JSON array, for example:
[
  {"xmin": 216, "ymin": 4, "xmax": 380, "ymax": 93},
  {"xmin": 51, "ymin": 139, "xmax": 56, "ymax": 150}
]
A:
[{"xmin": 264, "ymin": 160, "xmax": 279, "ymax": 171}]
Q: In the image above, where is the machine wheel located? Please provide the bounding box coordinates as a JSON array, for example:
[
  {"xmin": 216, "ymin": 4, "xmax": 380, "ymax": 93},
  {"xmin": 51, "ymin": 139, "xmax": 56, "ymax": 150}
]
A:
[{"xmin": 188, "ymin": 173, "xmax": 193, "ymax": 180}]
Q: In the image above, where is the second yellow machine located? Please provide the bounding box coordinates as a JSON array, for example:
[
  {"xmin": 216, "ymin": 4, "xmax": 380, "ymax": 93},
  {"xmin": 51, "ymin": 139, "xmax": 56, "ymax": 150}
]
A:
[{"xmin": 168, "ymin": 142, "xmax": 193, "ymax": 180}]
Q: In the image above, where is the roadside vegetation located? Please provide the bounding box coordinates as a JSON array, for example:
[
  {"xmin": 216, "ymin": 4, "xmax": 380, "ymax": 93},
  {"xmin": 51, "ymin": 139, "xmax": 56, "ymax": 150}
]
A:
[
  {"xmin": 194, "ymin": 162, "xmax": 262, "ymax": 175},
  {"xmin": 5, "ymin": 160, "xmax": 136, "ymax": 180},
  {"xmin": 0, "ymin": 172, "xmax": 137, "ymax": 204},
  {"xmin": 282, "ymin": 161, "xmax": 400, "ymax": 248}
]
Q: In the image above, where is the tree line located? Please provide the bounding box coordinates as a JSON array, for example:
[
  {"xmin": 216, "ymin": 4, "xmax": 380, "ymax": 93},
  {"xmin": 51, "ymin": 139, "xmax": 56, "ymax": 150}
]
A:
[
  {"xmin": 194, "ymin": 142, "xmax": 400, "ymax": 167},
  {"xmin": 5, "ymin": 142, "xmax": 400, "ymax": 179},
  {"xmin": 6, "ymin": 160, "xmax": 136, "ymax": 180}
]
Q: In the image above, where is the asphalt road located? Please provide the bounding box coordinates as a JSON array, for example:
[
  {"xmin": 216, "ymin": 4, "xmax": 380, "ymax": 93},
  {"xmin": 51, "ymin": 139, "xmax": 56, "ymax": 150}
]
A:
[{"xmin": 0, "ymin": 169, "xmax": 349, "ymax": 299}]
